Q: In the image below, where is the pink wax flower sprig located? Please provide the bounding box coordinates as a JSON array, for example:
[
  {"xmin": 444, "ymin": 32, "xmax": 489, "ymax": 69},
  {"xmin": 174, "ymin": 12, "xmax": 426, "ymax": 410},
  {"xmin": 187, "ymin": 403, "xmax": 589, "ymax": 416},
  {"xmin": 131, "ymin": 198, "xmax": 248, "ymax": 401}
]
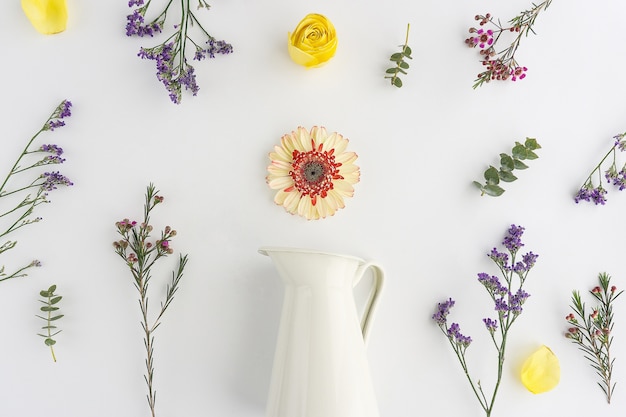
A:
[
  {"xmin": 574, "ymin": 133, "xmax": 626, "ymax": 205},
  {"xmin": 565, "ymin": 273, "xmax": 622, "ymax": 404},
  {"xmin": 432, "ymin": 225, "xmax": 538, "ymax": 417},
  {"xmin": 113, "ymin": 184, "xmax": 188, "ymax": 417},
  {"xmin": 126, "ymin": 0, "xmax": 233, "ymax": 104},
  {"xmin": 0, "ymin": 100, "xmax": 73, "ymax": 283},
  {"xmin": 465, "ymin": 0, "xmax": 553, "ymax": 89}
]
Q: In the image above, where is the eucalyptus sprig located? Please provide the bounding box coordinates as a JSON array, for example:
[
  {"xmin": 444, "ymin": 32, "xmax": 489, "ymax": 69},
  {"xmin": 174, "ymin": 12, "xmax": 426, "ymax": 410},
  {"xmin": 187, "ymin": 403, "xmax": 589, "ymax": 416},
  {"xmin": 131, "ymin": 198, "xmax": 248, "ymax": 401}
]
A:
[
  {"xmin": 0, "ymin": 100, "xmax": 73, "ymax": 284},
  {"xmin": 126, "ymin": 0, "xmax": 233, "ymax": 104},
  {"xmin": 474, "ymin": 137, "xmax": 541, "ymax": 197},
  {"xmin": 36, "ymin": 284, "xmax": 63, "ymax": 362},
  {"xmin": 113, "ymin": 184, "xmax": 188, "ymax": 417},
  {"xmin": 565, "ymin": 273, "xmax": 622, "ymax": 404},
  {"xmin": 465, "ymin": 0, "xmax": 553, "ymax": 88},
  {"xmin": 385, "ymin": 23, "xmax": 412, "ymax": 88}
]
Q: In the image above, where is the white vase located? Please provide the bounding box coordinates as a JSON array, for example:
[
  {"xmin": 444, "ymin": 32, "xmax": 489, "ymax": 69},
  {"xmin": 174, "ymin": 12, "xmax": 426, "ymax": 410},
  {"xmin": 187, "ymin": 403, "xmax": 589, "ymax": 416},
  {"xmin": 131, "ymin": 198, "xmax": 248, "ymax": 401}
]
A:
[{"xmin": 259, "ymin": 247, "xmax": 384, "ymax": 417}]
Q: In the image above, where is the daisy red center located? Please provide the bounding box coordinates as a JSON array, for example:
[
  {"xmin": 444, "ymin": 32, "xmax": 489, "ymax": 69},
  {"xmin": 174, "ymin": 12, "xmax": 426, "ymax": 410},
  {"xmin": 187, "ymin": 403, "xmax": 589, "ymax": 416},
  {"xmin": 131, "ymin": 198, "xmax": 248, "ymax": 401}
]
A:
[{"xmin": 288, "ymin": 143, "xmax": 343, "ymax": 205}]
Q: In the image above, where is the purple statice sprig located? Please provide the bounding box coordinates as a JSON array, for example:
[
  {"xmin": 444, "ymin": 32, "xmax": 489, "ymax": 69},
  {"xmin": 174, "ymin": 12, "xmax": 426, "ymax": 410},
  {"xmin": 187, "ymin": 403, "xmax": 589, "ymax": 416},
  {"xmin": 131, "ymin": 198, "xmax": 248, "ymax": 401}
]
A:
[
  {"xmin": 465, "ymin": 0, "xmax": 552, "ymax": 89},
  {"xmin": 0, "ymin": 100, "xmax": 73, "ymax": 284},
  {"xmin": 126, "ymin": 0, "xmax": 233, "ymax": 104},
  {"xmin": 432, "ymin": 224, "xmax": 537, "ymax": 417},
  {"xmin": 113, "ymin": 184, "xmax": 188, "ymax": 417},
  {"xmin": 565, "ymin": 272, "xmax": 622, "ymax": 404},
  {"xmin": 574, "ymin": 132, "xmax": 626, "ymax": 205}
]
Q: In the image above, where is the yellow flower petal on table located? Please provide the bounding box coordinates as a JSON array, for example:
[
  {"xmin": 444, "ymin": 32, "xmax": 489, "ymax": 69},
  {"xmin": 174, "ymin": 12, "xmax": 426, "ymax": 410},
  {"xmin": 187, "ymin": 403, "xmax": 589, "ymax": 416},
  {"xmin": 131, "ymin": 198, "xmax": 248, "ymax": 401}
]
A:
[
  {"xmin": 21, "ymin": 0, "xmax": 68, "ymax": 34},
  {"xmin": 520, "ymin": 345, "xmax": 560, "ymax": 394},
  {"xmin": 288, "ymin": 13, "xmax": 337, "ymax": 68}
]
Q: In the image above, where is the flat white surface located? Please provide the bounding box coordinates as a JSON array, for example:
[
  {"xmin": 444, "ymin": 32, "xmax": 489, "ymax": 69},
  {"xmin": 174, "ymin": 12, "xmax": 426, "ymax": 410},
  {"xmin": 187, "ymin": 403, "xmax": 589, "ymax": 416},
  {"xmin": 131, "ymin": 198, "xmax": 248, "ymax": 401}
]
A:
[{"xmin": 1, "ymin": 1, "xmax": 625, "ymax": 416}]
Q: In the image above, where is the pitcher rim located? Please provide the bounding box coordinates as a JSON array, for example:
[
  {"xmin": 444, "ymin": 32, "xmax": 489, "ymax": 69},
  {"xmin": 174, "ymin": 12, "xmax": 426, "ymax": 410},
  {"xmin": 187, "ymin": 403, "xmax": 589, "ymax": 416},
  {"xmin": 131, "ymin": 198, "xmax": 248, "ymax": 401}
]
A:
[{"xmin": 258, "ymin": 246, "xmax": 365, "ymax": 262}]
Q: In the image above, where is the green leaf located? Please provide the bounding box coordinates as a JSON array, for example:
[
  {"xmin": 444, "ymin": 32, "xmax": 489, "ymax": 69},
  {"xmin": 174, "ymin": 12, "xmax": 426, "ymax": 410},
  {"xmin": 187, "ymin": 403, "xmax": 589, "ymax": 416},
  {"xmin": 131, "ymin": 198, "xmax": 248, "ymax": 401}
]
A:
[
  {"xmin": 499, "ymin": 154, "xmax": 514, "ymax": 172},
  {"xmin": 524, "ymin": 137, "xmax": 541, "ymax": 150},
  {"xmin": 473, "ymin": 181, "xmax": 484, "ymax": 190},
  {"xmin": 397, "ymin": 68, "xmax": 407, "ymax": 75},
  {"xmin": 385, "ymin": 68, "xmax": 398, "ymax": 74},
  {"xmin": 40, "ymin": 306, "xmax": 59, "ymax": 312},
  {"xmin": 44, "ymin": 338, "xmax": 56, "ymax": 346},
  {"xmin": 39, "ymin": 290, "xmax": 50, "ymax": 297},
  {"xmin": 389, "ymin": 53, "xmax": 403, "ymax": 62},
  {"xmin": 47, "ymin": 285, "xmax": 57, "ymax": 293},
  {"xmin": 499, "ymin": 170, "xmax": 518, "ymax": 182},
  {"xmin": 512, "ymin": 144, "xmax": 527, "ymax": 159},
  {"xmin": 50, "ymin": 315, "xmax": 64, "ymax": 321},
  {"xmin": 399, "ymin": 61, "xmax": 410, "ymax": 69},
  {"xmin": 514, "ymin": 159, "xmax": 529, "ymax": 170},
  {"xmin": 41, "ymin": 325, "xmax": 57, "ymax": 330},
  {"xmin": 393, "ymin": 77, "xmax": 403, "ymax": 87},
  {"xmin": 403, "ymin": 45, "xmax": 412, "ymax": 56},
  {"xmin": 483, "ymin": 184, "xmax": 505, "ymax": 197},
  {"xmin": 50, "ymin": 296, "xmax": 62, "ymax": 305},
  {"xmin": 484, "ymin": 166, "xmax": 500, "ymax": 184},
  {"xmin": 525, "ymin": 150, "xmax": 539, "ymax": 160}
]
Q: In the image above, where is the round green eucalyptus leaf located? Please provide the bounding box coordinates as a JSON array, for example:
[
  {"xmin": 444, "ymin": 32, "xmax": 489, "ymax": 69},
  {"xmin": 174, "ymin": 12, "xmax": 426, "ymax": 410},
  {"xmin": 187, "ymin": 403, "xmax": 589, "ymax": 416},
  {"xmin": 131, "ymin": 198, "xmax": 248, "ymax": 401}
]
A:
[
  {"xmin": 44, "ymin": 338, "xmax": 56, "ymax": 346},
  {"xmin": 484, "ymin": 166, "xmax": 500, "ymax": 184},
  {"xmin": 483, "ymin": 184, "xmax": 505, "ymax": 196},
  {"xmin": 514, "ymin": 159, "xmax": 529, "ymax": 170},
  {"xmin": 393, "ymin": 77, "xmax": 403, "ymax": 87}
]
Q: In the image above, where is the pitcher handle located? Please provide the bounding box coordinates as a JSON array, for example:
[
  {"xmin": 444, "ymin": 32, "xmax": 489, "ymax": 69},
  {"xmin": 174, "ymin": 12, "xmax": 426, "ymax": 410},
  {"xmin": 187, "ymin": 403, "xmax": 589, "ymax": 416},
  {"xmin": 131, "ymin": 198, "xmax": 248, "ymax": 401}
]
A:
[{"xmin": 354, "ymin": 262, "xmax": 384, "ymax": 343}]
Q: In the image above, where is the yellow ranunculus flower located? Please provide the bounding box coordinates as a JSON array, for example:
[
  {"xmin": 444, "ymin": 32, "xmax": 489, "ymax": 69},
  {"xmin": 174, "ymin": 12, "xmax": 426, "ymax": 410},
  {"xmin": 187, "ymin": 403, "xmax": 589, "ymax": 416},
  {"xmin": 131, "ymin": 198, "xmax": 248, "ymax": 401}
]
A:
[
  {"xmin": 520, "ymin": 345, "xmax": 560, "ymax": 394},
  {"xmin": 21, "ymin": 0, "xmax": 68, "ymax": 35},
  {"xmin": 288, "ymin": 13, "xmax": 337, "ymax": 68}
]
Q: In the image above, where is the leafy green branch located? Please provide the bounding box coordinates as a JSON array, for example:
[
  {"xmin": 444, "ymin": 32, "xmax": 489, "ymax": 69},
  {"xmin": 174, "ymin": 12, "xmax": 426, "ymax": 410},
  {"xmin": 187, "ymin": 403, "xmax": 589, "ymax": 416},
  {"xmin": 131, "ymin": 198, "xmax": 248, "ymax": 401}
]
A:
[
  {"xmin": 474, "ymin": 137, "xmax": 541, "ymax": 197},
  {"xmin": 36, "ymin": 284, "xmax": 63, "ymax": 362},
  {"xmin": 385, "ymin": 24, "xmax": 412, "ymax": 88}
]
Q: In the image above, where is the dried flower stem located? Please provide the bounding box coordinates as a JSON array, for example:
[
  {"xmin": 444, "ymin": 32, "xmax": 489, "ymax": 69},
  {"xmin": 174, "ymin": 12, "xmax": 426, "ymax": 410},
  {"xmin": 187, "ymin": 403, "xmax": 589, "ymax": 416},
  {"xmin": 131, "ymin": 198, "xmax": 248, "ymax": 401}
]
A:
[
  {"xmin": 433, "ymin": 225, "xmax": 537, "ymax": 417},
  {"xmin": 565, "ymin": 273, "xmax": 622, "ymax": 403},
  {"xmin": 574, "ymin": 133, "xmax": 626, "ymax": 205},
  {"xmin": 113, "ymin": 184, "xmax": 188, "ymax": 417},
  {"xmin": 467, "ymin": 0, "xmax": 552, "ymax": 88},
  {"xmin": 0, "ymin": 100, "xmax": 73, "ymax": 283}
]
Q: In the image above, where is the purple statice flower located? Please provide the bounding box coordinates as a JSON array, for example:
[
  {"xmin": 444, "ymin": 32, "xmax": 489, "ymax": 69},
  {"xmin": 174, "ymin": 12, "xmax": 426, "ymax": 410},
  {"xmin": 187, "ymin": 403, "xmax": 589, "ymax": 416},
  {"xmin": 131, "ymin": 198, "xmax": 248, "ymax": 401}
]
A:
[
  {"xmin": 41, "ymin": 144, "xmax": 64, "ymax": 156},
  {"xmin": 483, "ymin": 318, "xmax": 498, "ymax": 333},
  {"xmin": 47, "ymin": 120, "xmax": 65, "ymax": 131},
  {"xmin": 58, "ymin": 100, "xmax": 72, "ymax": 119},
  {"xmin": 590, "ymin": 187, "xmax": 607, "ymax": 205},
  {"xmin": 488, "ymin": 248, "xmax": 509, "ymax": 267},
  {"xmin": 44, "ymin": 100, "xmax": 72, "ymax": 131},
  {"xmin": 614, "ymin": 135, "xmax": 626, "ymax": 152},
  {"xmin": 45, "ymin": 155, "xmax": 66, "ymax": 164},
  {"xmin": 522, "ymin": 251, "xmax": 538, "ymax": 270},
  {"xmin": 447, "ymin": 322, "xmax": 472, "ymax": 347},
  {"xmin": 477, "ymin": 273, "xmax": 508, "ymax": 296},
  {"xmin": 495, "ymin": 297, "xmax": 509, "ymax": 315},
  {"xmin": 194, "ymin": 39, "xmax": 234, "ymax": 60},
  {"xmin": 178, "ymin": 65, "xmax": 199, "ymax": 97},
  {"xmin": 502, "ymin": 224, "xmax": 525, "ymax": 253},
  {"xmin": 41, "ymin": 171, "xmax": 73, "ymax": 191},
  {"xmin": 574, "ymin": 186, "xmax": 592, "ymax": 203},
  {"xmin": 432, "ymin": 298, "xmax": 455, "ymax": 326},
  {"xmin": 509, "ymin": 288, "xmax": 530, "ymax": 315},
  {"xmin": 128, "ymin": 0, "xmax": 144, "ymax": 6},
  {"xmin": 126, "ymin": 9, "xmax": 162, "ymax": 37}
]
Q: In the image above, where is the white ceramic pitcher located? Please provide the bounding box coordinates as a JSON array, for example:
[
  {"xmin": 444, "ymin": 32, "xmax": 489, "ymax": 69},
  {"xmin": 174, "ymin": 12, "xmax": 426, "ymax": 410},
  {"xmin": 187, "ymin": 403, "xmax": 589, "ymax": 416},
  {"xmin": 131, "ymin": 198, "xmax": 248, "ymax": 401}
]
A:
[{"xmin": 259, "ymin": 247, "xmax": 384, "ymax": 417}]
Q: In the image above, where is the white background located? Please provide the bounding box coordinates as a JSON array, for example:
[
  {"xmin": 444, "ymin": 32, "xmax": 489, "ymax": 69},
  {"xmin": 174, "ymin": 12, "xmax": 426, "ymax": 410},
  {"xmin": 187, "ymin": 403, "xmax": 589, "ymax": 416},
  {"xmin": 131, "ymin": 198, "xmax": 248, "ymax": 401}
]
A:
[{"xmin": 1, "ymin": 0, "xmax": 625, "ymax": 416}]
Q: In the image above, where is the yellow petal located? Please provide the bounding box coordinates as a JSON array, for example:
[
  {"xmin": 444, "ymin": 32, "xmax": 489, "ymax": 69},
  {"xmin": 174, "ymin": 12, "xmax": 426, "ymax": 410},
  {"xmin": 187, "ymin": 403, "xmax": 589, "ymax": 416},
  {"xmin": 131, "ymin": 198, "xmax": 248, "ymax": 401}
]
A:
[
  {"xmin": 288, "ymin": 13, "xmax": 337, "ymax": 68},
  {"xmin": 520, "ymin": 345, "xmax": 560, "ymax": 394},
  {"xmin": 21, "ymin": 0, "xmax": 67, "ymax": 34}
]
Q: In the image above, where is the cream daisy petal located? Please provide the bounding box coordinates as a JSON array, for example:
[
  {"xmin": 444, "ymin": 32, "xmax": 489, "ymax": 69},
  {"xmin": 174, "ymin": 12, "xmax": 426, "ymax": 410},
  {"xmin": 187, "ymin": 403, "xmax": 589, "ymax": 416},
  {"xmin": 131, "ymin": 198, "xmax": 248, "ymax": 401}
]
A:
[
  {"xmin": 327, "ymin": 189, "xmax": 346, "ymax": 209},
  {"xmin": 268, "ymin": 176, "xmax": 294, "ymax": 190},
  {"xmin": 336, "ymin": 151, "xmax": 357, "ymax": 164},
  {"xmin": 266, "ymin": 126, "xmax": 359, "ymax": 220},
  {"xmin": 283, "ymin": 191, "xmax": 301, "ymax": 214}
]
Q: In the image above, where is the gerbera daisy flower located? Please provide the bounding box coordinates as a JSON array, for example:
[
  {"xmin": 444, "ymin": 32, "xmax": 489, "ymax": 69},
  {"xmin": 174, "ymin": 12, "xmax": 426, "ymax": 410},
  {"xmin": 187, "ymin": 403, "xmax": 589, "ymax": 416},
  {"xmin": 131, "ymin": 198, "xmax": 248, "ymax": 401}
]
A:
[{"xmin": 266, "ymin": 126, "xmax": 360, "ymax": 220}]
